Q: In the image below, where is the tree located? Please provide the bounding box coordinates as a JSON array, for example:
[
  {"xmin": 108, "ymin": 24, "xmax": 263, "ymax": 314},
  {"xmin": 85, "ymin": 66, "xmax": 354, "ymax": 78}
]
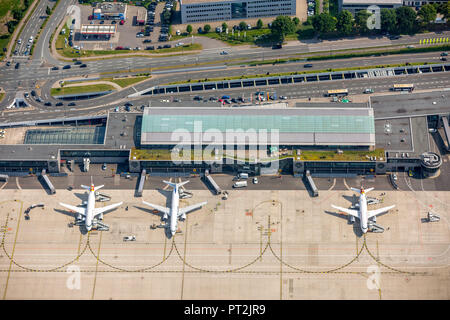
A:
[
  {"xmin": 256, "ymin": 19, "xmax": 263, "ymax": 29},
  {"xmin": 46, "ymin": 6, "xmax": 51, "ymax": 15},
  {"xmin": 239, "ymin": 21, "xmax": 247, "ymax": 31},
  {"xmin": 292, "ymin": 17, "xmax": 300, "ymax": 26},
  {"xmin": 311, "ymin": 13, "xmax": 336, "ymax": 34},
  {"xmin": 12, "ymin": 8, "xmax": 23, "ymax": 21},
  {"xmin": 355, "ymin": 10, "xmax": 371, "ymax": 34},
  {"xmin": 204, "ymin": 24, "xmax": 211, "ymax": 33},
  {"xmin": 381, "ymin": 9, "xmax": 397, "ymax": 34},
  {"xmin": 222, "ymin": 22, "xmax": 228, "ymax": 32},
  {"xmin": 186, "ymin": 24, "xmax": 192, "ymax": 34},
  {"xmin": 395, "ymin": 6, "xmax": 417, "ymax": 34},
  {"xmin": 418, "ymin": 4, "xmax": 437, "ymax": 25},
  {"xmin": 336, "ymin": 10, "xmax": 353, "ymax": 35},
  {"xmin": 271, "ymin": 15, "xmax": 296, "ymax": 41}
]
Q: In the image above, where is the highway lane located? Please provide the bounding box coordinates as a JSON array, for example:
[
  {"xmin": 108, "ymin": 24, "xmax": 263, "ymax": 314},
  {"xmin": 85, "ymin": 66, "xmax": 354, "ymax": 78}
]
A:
[
  {"xmin": 1, "ymin": 69, "xmax": 449, "ymax": 124},
  {"xmin": 13, "ymin": 0, "xmax": 54, "ymax": 57},
  {"xmin": 1, "ymin": 0, "xmax": 449, "ymax": 114},
  {"xmin": 0, "ymin": 51, "xmax": 447, "ymax": 113},
  {"xmin": 0, "ymin": 51, "xmax": 445, "ymax": 87}
]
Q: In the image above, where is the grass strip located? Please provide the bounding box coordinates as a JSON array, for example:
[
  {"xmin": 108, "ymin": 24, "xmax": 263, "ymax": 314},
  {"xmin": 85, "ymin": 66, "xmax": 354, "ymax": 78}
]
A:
[{"xmin": 51, "ymin": 84, "xmax": 115, "ymax": 96}]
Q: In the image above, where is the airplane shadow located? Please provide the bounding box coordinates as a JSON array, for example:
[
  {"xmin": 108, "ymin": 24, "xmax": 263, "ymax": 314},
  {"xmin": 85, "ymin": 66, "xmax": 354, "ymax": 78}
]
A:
[
  {"xmin": 134, "ymin": 205, "xmax": 163, "ymax": 219},
  {"xmin": 323, "ymin": 210, "xmax": 363, "ymax": 237},
  {"xmin": 53, "ymin": 208, "xmax": 88, "ymax": 235},
  {"xmin": 73, "ymin": 192, "xmax": 88, "ymax": 202},
  {"xmin": 157, "ymin": 188, "xmax": 172, "ymax": 207},
  {"xmin": 342, "ymin": 194, "xmax": 357, "ymax": 206}
]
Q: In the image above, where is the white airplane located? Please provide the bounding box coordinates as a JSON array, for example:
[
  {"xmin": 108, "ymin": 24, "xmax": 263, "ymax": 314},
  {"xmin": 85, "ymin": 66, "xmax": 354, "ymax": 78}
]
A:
[
  {"xmin": 142, "ymin": 180, "xmax": 207, "ymax": 236},
  {"xmin": 59, "ymin": 182, "xmax": 122, "ymax": 231},
  {"xmin": 331, "ymin": 187, "xmax": 395, "ymax": 234}
]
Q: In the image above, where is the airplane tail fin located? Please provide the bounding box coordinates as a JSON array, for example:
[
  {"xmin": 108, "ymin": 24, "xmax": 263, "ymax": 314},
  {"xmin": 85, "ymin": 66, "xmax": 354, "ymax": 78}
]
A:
[
  {"xmin": 351, "ymin": 186, "xmax": 374, "ymax": 194},
  {"xmin": 163, "ymin": 180, "xmax": 190, "ymax": 189}
]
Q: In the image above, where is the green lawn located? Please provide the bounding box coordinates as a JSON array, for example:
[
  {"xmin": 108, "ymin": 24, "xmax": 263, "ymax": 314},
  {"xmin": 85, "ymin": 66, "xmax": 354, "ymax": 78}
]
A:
[
  {"xmin": 51, "ymin": 84, "xmax": 116, "ymax": 96},
  {"xmin": 62, "ymin": 76, "xmax": 150, "ymax": 88}
]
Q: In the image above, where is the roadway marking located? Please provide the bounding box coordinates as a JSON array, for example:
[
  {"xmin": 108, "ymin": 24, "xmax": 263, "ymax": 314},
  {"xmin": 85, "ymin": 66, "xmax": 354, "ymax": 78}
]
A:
[
  {"xmin": 342, "ymin": 178, "xmax": 351, "ymax": 191},
  {"xmin": 180, "ymin": 216, "xmax": 188, "ymax": 300},
  {"xmin": 2, "ymin": 201, "xmax": 23, "ymax": 300},
  {"xmin": 91, "ymin": 231, "xmax": 103, "ymax": 300},
  {"xmin": 15, "ymin": 177, "xmax": 22, "ymax": 190}
]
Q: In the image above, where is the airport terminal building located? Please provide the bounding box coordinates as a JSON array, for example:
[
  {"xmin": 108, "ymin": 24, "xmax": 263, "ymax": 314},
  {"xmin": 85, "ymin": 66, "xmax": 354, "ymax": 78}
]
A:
[
  {"xmin": 339, "ymin": 0, "xmax": 402, "ymax": 14},
  {"xmin": 180, "ymin": 0, "xmax": 297, "ymax": 24},
  {"xmin": 0, "ymin": 102, "xmax": 446, "ymax": 178}
]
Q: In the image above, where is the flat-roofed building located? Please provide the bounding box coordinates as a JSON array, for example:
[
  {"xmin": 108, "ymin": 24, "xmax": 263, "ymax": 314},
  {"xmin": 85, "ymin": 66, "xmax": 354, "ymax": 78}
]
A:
[
  {"xmin": 92, "ymin": 2, "xmax": 127, "ymax": 20},
  {"xmin": 136, "ymin": 7, "xmax": 147, "ymax": 25},
  {"xmin": 180, "ymin": 0, "xmax": 297, "ymax": 24},
  {"xmin": 140, "ymin": 107, "xmax": 376, "ymax": 149},
  {"xmin": 403, "ymin": 1, "xmax": 447, "ymax": 8},
  {"xmin": 339, "ymin": 0, "xmax": 402, "ymax": 14}
]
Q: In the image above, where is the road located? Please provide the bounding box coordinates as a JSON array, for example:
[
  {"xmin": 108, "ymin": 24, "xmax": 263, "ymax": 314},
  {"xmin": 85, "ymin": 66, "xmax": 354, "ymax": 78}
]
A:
[{"xmin": 0, "ymin": 0, "xmax": 449, "ymax": 118}]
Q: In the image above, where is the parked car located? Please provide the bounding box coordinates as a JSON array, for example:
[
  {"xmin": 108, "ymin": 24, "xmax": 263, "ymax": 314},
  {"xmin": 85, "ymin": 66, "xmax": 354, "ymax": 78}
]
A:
[
  {"xmin": 62, "ymin": 65, "xmax": 71, "ymax": 69},
  {"xmin": 143, "ymin": 39, "xmax": 152, "ymax": 43},
  {"xmin": 74, "ymin": 61, "xmax": 82, "ymax": 65},
  {"xmin": 115, "ymin": 46, "xmax": 124, "ymax": 50},
  {"xmin": 44, "ymin": 102, "xmax": 52, "ymax": 106},
  {"xmin": 15, "ymin": 62, "xmax": 20, "ymax": 69},
  {"xmin": 303, "ymin": 64, "xmax": 313, "ymax": 68},
  {"xmin": 51, "ymin": 66, "xmax": 59, "ymax": 70},
  {"xmin": 441, "ymin": 52, "xmax": 448, "ymax": 56},
  {"xmin": 119, "ymin": 20, "xmax": 124, "ymax": 25},
  {"xmin": 124, "ymin": 102, "xmax": 133, "ymax": 107},
  {"xmin": 102, "ymin": 163, "xmax": 107, "ymax": 170},
  {"xmin": 79, "ymin": 64, "xmax": 87, "ymax": 68},
  {"xmin": 145, "ymin": 46, "xmax": 155, "ymax": 50},
  {"xmin": 68, "ymin": 102, "xmax": 76, "ymax": 106},
  {"xmin": 364, "ymin": 88, "xmax": 374, "ymax": 94},
  {"xmin": 56, "ymin": 102, "xmax": 63, "ymax": 106}
]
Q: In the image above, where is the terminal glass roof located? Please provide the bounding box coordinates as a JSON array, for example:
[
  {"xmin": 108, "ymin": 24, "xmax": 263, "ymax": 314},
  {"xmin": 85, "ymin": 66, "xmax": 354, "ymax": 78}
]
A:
[
  {"xmin": 24, "ymin": 127, "xmax": 106, "ymax": 145},
  {"xmin": 142, "ymin": 115, "xmax": 375, "ymax": 134}
]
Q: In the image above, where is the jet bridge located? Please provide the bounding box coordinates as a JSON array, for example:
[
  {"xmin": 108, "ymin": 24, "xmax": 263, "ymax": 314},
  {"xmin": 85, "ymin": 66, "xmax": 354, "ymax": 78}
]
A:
[
  {"xmin": 203, "ymin": 170, "xmax": 222, "ymax": 195},
  {"xmin": 41, "ymin": 169, "xmax": 56, "ymax": 194},
  {"xmin": 442, "ymin": 116, "xmax": 450, "ymax": 152},
  {"xmin": 136, "ymin": 169, "xmax": 146, "ymax": 197},
  {"xmin": 304, "ymin": 170, "xmax": 318, "ymax": 197}
]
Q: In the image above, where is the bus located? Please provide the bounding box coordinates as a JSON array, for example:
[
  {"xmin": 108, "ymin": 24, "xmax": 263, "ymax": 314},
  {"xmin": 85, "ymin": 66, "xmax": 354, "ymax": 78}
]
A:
[
  {"xmin": 392, "ymin": 84, "xmax": 414, "ymax": 92},
  {"xmin": 326, "ymin": 89, "xmax": 348, "ymax": 97}
]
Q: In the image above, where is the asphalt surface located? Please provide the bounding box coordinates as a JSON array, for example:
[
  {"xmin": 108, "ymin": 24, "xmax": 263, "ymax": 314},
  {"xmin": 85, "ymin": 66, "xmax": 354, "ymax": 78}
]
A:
[
  {"xmin": 0, "ymin": 0, "xmax": 449, "ymax": 122},
  {"xmin": 3, "ymin": 161, "xmax": 449, "ymax": 192}
]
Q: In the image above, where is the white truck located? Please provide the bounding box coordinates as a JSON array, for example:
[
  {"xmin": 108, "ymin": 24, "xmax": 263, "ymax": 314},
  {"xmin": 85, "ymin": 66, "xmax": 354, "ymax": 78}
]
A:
[{"xmin": 233, "ymin": 181, "xmax": 248, "ymax": 188}]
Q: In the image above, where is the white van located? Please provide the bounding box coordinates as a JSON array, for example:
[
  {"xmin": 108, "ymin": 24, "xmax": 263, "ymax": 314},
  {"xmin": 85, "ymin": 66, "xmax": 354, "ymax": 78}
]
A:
[
  {"xmin": 233, "ymin": 181, "xmax": 247, "ymax": 188},
  {"xmin": 237, "ymin": 173, "xmax": 248, "ymax": 179}
]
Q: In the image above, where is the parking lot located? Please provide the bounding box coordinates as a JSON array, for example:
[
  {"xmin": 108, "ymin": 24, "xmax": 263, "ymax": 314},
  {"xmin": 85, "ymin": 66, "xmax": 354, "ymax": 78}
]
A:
[{"xmin": 73, "ymin": 2, "xmax": 169, "ymax": 52}]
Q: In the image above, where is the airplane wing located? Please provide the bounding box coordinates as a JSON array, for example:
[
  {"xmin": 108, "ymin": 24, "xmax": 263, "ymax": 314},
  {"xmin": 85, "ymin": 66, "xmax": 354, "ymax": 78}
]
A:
[
  {"xmin": 364, "ymin": 187, "xmax": 374, "ymax": 193},
  {"xmin": 331, "ymin": 205, "xmax": 359, "ymax": 218},
  {"xmin": 178, "ymin": 201, "xmax": 207, "ymax": 217},
  {"xmin": 93, "ymin": 202, "xmax": 123, "ymax": 216},
  {"xmin": 60, "ymin": 203, "xmax": 86, "ymax": 215},
  {"xmin": 142, "ymin": 201, "xmax": 170, "ymax": 215},
  {"xmin": 367, "ymin": 205, "xmax": 395, "ymax": 218}
]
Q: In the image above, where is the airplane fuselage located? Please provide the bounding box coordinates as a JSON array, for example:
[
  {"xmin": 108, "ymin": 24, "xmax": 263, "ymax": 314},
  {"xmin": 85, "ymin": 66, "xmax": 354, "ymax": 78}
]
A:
[
  {"xmin": 170, "ymin": 186, "xmax": 180, "ymax": 235},
  {"xmin": 86, "ymin": 188, "xmax": 96, "ymax": 231},
  {"xmin": 359, "ymin": 193, "xmax": 368, "ymax": 233}
]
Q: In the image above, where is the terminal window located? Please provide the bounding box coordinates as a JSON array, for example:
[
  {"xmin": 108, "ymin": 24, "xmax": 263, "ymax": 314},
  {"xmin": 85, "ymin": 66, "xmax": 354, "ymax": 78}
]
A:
[{"xmin": 231, "ymin": 2, "xmax": 247, "ymax": 19}]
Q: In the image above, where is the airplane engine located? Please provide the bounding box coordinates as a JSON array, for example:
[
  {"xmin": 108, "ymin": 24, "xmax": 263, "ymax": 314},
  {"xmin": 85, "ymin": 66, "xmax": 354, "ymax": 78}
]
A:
[
  {"xmin": 76, "ymin": 214, "xmax": 83, "ymax": 221},
  {"xmin": 348, "ymin": 214, "xmax": 355, "ymax": 224},
  {"xmin": 370, "ymin": 216, "xmax": 376, "ymax": 223},
  {"xmin": 180, "ymin": 214, "xmax": 186, "ymax": 221}
]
